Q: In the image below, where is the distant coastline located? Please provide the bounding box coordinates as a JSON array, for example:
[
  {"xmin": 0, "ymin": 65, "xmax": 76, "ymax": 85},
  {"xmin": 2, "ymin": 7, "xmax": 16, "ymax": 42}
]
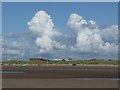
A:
[
  {"xmin": 1, "ymin": 64, "xmax": 119, "ymax": 67},
  {"xmin": 1, "ymin": 60, "xmax": 119, "ymax": 66}
]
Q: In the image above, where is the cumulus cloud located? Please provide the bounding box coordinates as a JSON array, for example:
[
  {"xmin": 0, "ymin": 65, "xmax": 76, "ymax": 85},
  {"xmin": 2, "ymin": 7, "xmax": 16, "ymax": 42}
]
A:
[
  {"xmin": 2, "ymin": 38, "xmax": 31, "ymax": 60},
  {"xmin": 28, "ymin": 10, "xmax": 61, "ymax": 37},
  {"xmin": 3, "ymin": 11, "xmax": 118, "ymax": 60},
  {"xmin": 2, "ymin": 38, "xmax": 8, "ymax": 48},
  {"xmin": 2, "ymin": 49, "xmax": 22, "ymax": 55},
  {"xmin": 10, "ymin": 41, "xmax": 29, "ymax": 50},
  {"xmin": 28, "ymin": 10, "xmax": 65, "ymax": 53},
  {"xmin": 67, "ymin": 13, "xmax": 118, "ymax": 54},
  {"xmin": 100, "ymin": 25, "xmax": 118, "ymax": 44},
  {"xmin": 67, "ymin": 13, "xmax": 97, "ymax": 31}
]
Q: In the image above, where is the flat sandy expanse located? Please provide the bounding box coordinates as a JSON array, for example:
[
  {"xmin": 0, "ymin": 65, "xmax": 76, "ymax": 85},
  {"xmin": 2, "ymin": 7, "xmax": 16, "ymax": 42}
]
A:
[
  {"xmin": 2, "ymin": 65, "xmax": 119, "ymax": 88},
  {"xmin": 2, "ymin": 78, "xmax": 118, "ymax": 88},
  {"xmin": 2, "ymin": 65, "xmax": 118, "ymax": 78}
]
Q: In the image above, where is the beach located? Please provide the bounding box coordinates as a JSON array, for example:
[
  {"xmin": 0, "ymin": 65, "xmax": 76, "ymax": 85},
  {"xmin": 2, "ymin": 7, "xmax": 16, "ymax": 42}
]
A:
[{"xmin": 2, "ymin": 65, "xmax": 119, "ymax": 88}]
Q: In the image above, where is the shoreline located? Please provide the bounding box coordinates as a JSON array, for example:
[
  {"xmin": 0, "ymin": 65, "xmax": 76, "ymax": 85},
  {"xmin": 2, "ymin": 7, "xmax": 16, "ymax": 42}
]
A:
[{"xmin": 1, "ymin": 64, "xmax": 119, "ymax": 67}]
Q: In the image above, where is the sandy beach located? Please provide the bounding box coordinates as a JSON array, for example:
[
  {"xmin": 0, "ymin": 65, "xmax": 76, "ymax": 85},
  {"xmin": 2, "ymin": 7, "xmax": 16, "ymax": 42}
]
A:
[{"xmin": 2, "ymin": 65, "xmax": 119, "ymax": 88}]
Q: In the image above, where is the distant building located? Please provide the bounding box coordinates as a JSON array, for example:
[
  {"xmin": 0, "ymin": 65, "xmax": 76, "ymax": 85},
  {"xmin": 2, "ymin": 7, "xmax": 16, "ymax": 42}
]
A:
[
  {"xmin": 108, "ymin": 59, "xmax": 112, "ymax": 61},
  {"xmin": 90, "ymin": 59, "xmax": 96, "ymax": 61},
  {"xmin": 68, "ymin": 58, "xmax": 72, "ymax": 60},
  {"xmin": 52, "ymin": 58, "xmax": 72, "ymax": 61},
  {"xmin": 52, "ymin": 59, "xmax": 63, "ymax": 61},
  {"xmin": 65, "ymin": 58, "xmax": 72, "ymax": 61},
  {"xmin": 29, "ymin": 58, "xmax": 48, "ymax": 61}
]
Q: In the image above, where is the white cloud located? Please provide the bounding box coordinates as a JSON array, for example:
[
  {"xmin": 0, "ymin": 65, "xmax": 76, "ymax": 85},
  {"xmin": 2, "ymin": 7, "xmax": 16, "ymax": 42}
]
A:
[
  {"xmin": 2, "ymin": 39, "xmax": 30, "ymax": 58},
  {"xmin": 2, "ymin": 38, "xmax": 8, "ymax": 48},
  {"xmin": 28, "ymin": 10, "xmax": 65, "ymax": 53},
  {"xmin": 3, "ymin": 11, "xmax": 118, "ymax": 60},
  {"xmin": 2, "ymin": 49, "xmax": 23, "ymax": 55},
  {"xmin": 67, "ymin": 13, "xmax": 118, "ymax": 54},
  {"xmin": 75, "ymin": 29, "xmax": 103, "ymax": 52},
  {"xmin": 67, "ymin": 13, "xmax": 87, "ymax": 31},
  {"xmin": 28, "ymin": 10, "xmax": 61, "ymax": 37},
  {"xmin": 100, "ymin": 25, "xmax": 118, "ymax": 44},
  {"xmin": 10, "ymin": 41, "xmax": 29, "ymax": 49},
  {"xmin": 98, "ymin": 42, "xmax": 118, "ymax": 53}
]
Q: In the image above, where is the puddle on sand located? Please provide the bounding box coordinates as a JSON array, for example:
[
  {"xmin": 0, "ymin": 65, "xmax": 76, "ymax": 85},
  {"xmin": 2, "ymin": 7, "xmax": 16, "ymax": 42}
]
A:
[{"xmin": 0, "ymin": 71, "xmax": 24, "ymax": 74}]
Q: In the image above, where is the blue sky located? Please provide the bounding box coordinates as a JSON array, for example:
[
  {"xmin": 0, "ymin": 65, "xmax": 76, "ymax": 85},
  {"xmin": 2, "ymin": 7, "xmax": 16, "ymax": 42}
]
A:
[
  {"xmin": 2, "ymin": 2, "xmax": 118, "ymax": 60},
  {"xmin": 3, "ymin": 2, "xmax": 118, "ymax": 34}
]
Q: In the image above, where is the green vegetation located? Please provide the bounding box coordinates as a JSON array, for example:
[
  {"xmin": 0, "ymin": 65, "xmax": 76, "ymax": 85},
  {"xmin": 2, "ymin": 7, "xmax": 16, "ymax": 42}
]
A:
[
  {"xmin": 2, "ymin": 60, "xmax": 46, "ymax": 65},
  {"xmin": 48, "ymin": 60, "xmax": 118, "ymax": 65},
  {"xmin": 2, "ymin": 60, "xmax": 119, "ymax": 65}
]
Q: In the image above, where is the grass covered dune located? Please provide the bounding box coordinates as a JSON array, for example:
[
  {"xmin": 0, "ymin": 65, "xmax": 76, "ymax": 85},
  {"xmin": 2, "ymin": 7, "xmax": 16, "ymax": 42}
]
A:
[{"xmin": 2, "ymin": 60, "xmax": 119, "ymax": 65}]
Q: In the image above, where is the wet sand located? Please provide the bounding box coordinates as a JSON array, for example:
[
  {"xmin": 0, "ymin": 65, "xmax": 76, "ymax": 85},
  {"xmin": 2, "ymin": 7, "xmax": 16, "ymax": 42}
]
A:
[
  {"xmin": 2, "ymin": 65, "xmax": 118, "ymax": 78},
  {"xmin": 3, "ymin": 78, "xmax": 118, "ymax": 88},
  {"xmin": 2, "ymin": 65, "xmax": 119, "ymax": 88}
]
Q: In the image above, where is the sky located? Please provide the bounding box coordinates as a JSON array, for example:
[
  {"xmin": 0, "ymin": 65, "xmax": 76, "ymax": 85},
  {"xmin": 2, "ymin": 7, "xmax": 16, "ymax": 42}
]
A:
[{"xmin": 2, "ymin": 2, "xmax": 118, "ymax": 60}]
